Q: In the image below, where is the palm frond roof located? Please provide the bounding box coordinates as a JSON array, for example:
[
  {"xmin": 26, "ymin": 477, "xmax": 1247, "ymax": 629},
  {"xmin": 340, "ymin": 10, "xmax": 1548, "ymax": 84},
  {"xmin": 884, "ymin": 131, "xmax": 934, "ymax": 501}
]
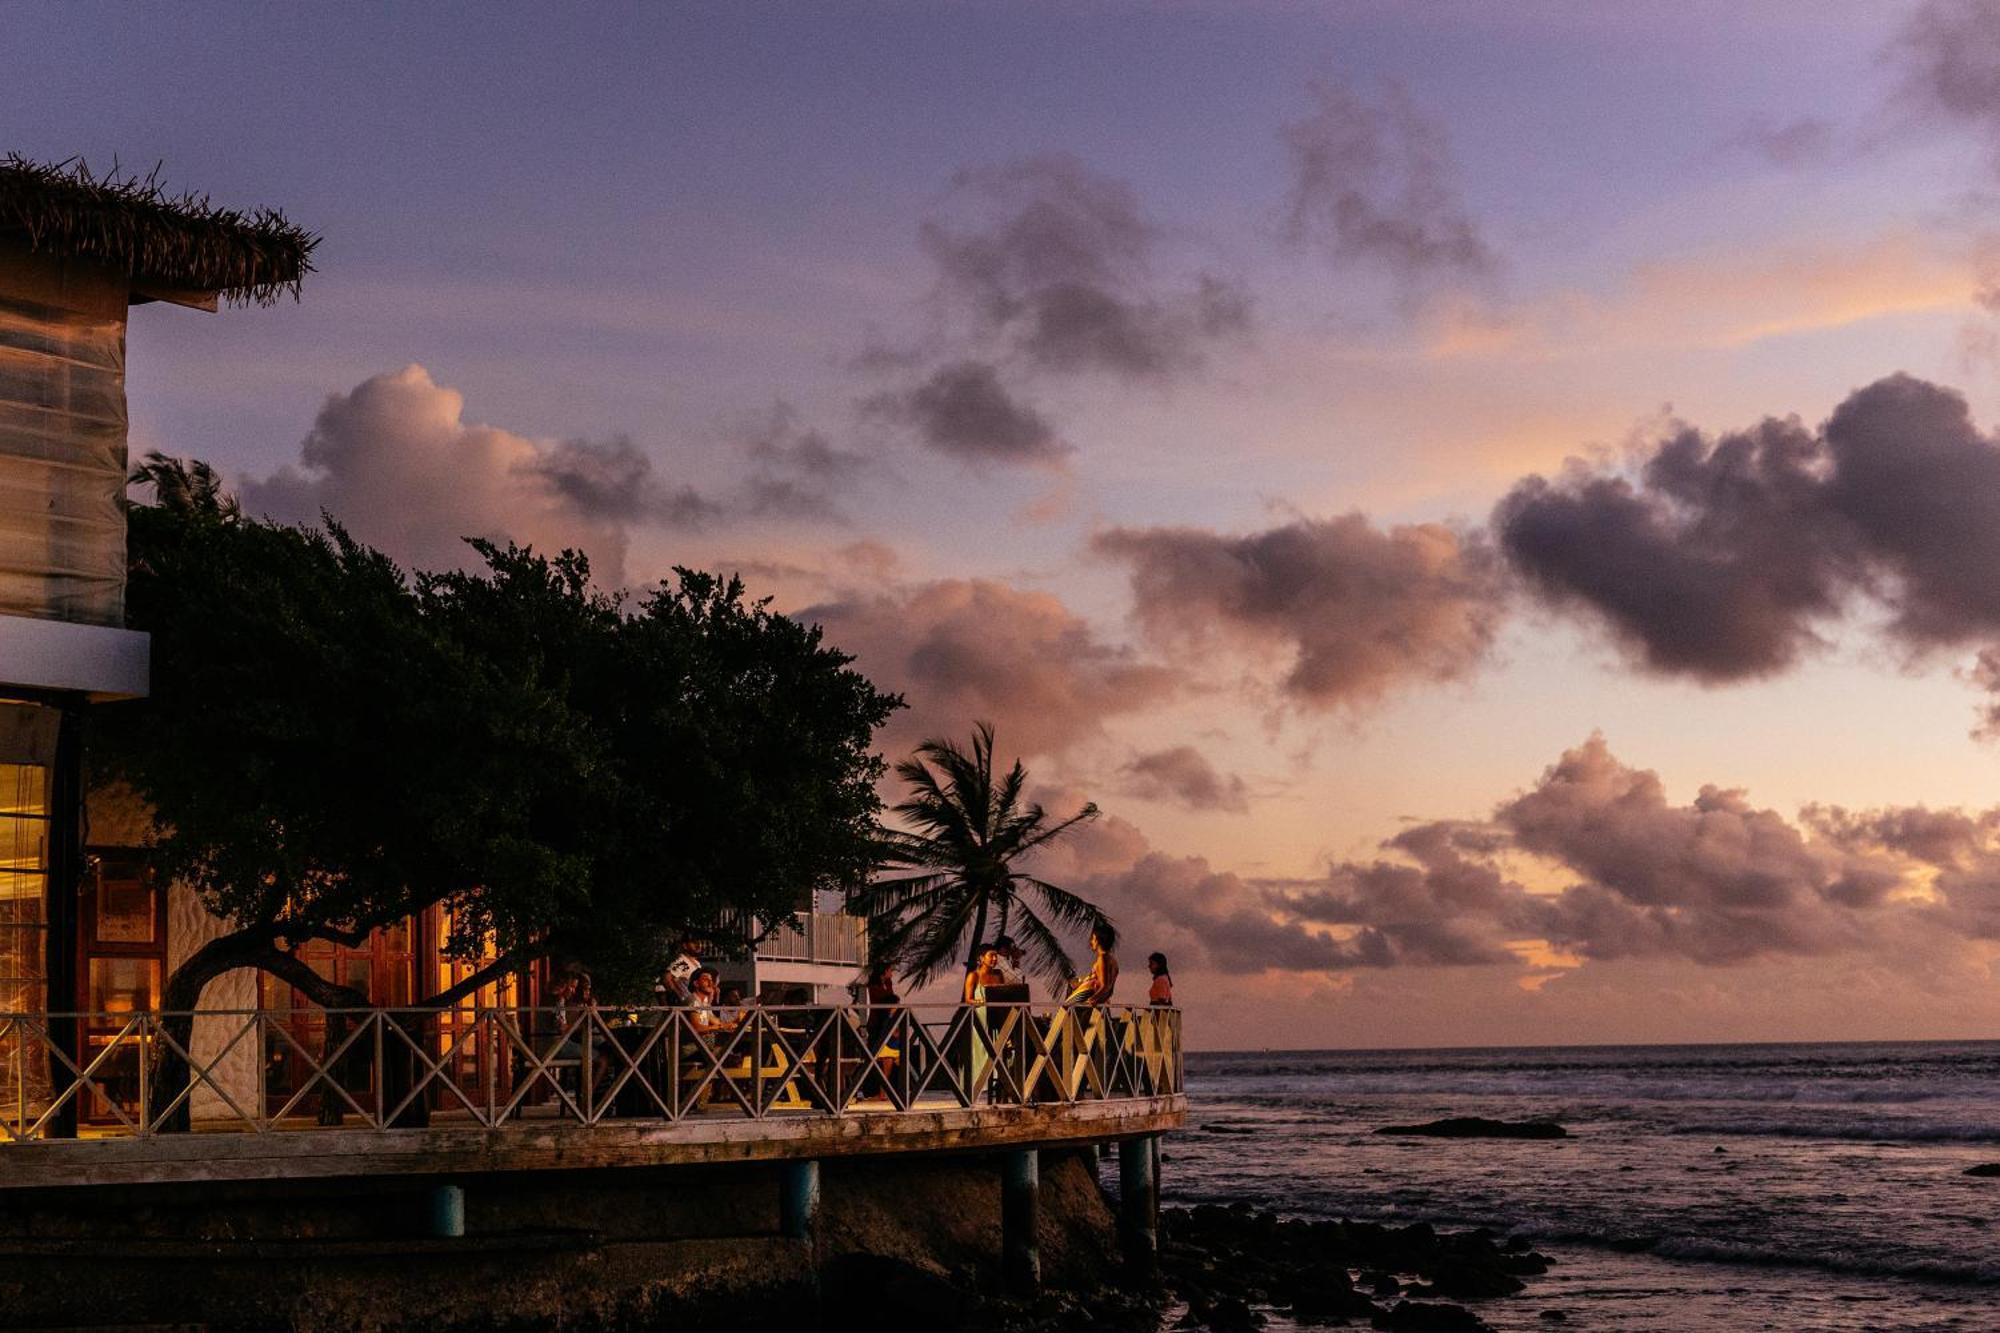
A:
[{"xmin": 0, "ymin": 154, "xmax": 317, "ymax": 306}]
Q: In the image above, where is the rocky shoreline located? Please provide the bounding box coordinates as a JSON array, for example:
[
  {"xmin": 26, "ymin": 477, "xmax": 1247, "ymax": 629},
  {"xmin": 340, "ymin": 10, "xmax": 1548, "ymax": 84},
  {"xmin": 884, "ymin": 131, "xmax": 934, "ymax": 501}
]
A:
[{"xmin": 856, "ymin": 1199, "xmax": 1555, "ymax": 1332}]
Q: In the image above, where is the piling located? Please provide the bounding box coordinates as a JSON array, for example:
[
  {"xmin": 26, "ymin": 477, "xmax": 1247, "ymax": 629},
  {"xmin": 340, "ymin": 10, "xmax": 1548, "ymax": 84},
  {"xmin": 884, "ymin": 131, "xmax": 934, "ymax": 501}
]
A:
[
  {"xmin": 1001, "ymin": 1147, "xmax": 1040, "ymax": 1293},
  {"xmin": 780, "ymin": 1159, "xmax": 820, "ymax": 1241},
  {"xmin": 1118, "ymin": 1135, "xmax": 1157, "ymax": 1273},
  {"xmin": 427, "ymin": 1183, "xmax": 465, "ymax": 1239}
]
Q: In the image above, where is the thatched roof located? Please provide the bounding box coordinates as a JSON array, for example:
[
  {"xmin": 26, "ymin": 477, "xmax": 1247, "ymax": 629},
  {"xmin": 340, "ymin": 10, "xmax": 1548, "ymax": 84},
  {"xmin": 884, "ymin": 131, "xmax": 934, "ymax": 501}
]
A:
[{"xmin": 0, "ymin": 155, "xmax": 317, "ymax": 306}]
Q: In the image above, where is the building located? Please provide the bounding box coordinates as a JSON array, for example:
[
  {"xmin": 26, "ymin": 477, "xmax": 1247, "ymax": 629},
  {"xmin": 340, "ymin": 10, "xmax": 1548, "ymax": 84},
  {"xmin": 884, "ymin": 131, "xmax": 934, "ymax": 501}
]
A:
[{"xmin": 0, "ymin": 155, "xmax": 315, "ymax": 1133}]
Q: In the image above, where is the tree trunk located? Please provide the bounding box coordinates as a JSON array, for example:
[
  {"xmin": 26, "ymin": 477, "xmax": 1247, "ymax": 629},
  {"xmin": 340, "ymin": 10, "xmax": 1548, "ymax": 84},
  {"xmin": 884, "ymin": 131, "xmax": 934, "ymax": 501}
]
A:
[
  {"xmin": 149, "ymin": 930, "xmax": 276, "ymax": 1133},
  {"xmin": 967, "ymin": 897, "xmax": 991, "ymax": 970}
]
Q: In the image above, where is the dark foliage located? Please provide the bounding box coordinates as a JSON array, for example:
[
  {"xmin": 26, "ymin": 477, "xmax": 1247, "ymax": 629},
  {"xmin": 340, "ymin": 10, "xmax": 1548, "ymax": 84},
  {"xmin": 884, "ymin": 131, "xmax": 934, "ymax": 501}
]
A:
[{"xmin": 98, "ymin": 462, "xmax": 899, "ymax": 1014}]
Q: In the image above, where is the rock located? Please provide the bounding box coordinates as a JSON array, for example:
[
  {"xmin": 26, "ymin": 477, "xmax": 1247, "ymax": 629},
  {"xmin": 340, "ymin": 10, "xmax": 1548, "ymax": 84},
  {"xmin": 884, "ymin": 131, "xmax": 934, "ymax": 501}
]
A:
[
  {"xmin": 1290, "ymin": 1272, "xmax": 1378, "ymax": 1321},
  {"xmin": 1363, "ymin": 1269, "xmax": 1402, "ymax": 1295},
  {"xmin": 821, "ymin": 1253, "xmax": 971, "ymax": 1322},
  {"xmin": 1371, "ymin": 1300, "xmax": 1494, "ymax": 1332},
  {"xmin": 1712, "ymin": 1146, "xmax": 1726, "ymax": 1154},
  {"xmin": 1374, "ymin": 1118, "xmax": 1567, "ymax": 1140},
  {"xmin": 1539, "ymin": 1311, "xmax": 1569, "ymax": 1322},
  {"xmin": 1202, "ymin": 1123, "xmax": 1259, "ymax": 1135},
  {"xmin": 1425, "ymin": 1260, "xmax": 1525, "ymax": 1299},
  {"xmin": 1963, "ymin": 1163, "xmax": 2000, "ymax": 1177},
  {"xmin": 1201, "ymin": 1295, "xmax": 1262, "ymax": 1331}
]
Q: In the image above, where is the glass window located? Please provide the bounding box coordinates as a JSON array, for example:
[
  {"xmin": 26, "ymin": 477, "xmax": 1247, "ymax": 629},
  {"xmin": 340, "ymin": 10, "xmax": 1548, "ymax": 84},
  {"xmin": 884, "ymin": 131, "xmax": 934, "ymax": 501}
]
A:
[
  {"xmin": 93, "ymin": 867, "xmax": 154, "ymax": 945},
  {"xmin": 87, "ymin": 956, "xmax": 159, "ymax": 1015}
]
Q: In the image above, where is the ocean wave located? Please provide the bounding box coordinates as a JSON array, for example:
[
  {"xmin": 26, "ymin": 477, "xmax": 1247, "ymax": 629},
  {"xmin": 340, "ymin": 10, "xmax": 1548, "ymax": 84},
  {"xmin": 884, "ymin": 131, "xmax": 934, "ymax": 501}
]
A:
[
  {"xmin": 1642, "ymin": 1235, "xmax": 2000, "ymax": 1286},
  {"xmin": 1195, "ymin": 1077, "xmax": 2000, "ymax": 1109},
  {"xmin": 1667, "ymin": 1118, "xmax": 2000, "ymax": 1143}
]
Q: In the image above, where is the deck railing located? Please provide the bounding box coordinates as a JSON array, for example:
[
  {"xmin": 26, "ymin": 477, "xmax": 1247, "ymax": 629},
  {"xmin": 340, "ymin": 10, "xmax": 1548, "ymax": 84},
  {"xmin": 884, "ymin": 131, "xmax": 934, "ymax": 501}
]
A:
[{"xmin": 0, "ymin": 1002, "xmax": 1181, "ymax": 1141}]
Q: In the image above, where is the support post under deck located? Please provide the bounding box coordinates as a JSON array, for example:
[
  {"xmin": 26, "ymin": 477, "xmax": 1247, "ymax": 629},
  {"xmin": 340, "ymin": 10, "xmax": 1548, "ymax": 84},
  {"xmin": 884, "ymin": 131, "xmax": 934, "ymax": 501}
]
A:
[
  {"xmin": 1117, "ymin": 1134, "xmax": 1157, "ymax": 1274},
  {"xmin": 1001, "ymin": 1147, "xmax": 1039, "ymax": 1294},
  {"xmin": 780, "ymin": 1158, "xmax": 820, "ymax": 1241},
  {"xmin": 427, "ymin": 1183, "xmax": 465, "ymax": 1238}
]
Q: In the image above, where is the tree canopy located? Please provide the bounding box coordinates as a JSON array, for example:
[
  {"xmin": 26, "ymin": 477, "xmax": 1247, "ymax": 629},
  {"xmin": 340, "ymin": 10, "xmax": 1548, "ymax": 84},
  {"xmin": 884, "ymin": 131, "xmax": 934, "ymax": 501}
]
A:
[{"xmin": 100, "ymin": 464, "xmax": 901, "ymax": 1018}]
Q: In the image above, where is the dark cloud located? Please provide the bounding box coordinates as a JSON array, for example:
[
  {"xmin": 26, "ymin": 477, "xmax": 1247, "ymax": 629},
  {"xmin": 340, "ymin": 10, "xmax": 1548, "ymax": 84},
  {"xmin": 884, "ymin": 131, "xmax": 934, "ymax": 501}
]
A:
[
  {"xmin": 1495, "ymin": 417, "xmax": 1852, "ymax": 680},
  {"xmin": 871, "ymin": 360, "xmax": 1069, "ymax": 466},
  {"xmin": 1122, "ymin": 745, "xmax": 1250, "ymax": 813},
  {"xmin": 1893, "ymin": 1, "xmax": 2000, "ymax": 171},
  {"xmin": 740, "ymin": 404, "xmax": 867, "ymax": 519},
  {"xmin": 1495, "ymin": 374, "xmax": 2000, "ymax": 690},
  {"xmin": 920, "ymin": 154, "xmax": 1252, "ymax": 379},
  {"xmin": 1280, "ymin": 78, "xmax": 1498, "ymax": 290},
  {"xmin": 1031, "ymin": 737, "xmax": 2000, "ymax": 981},
  {"xmin": 1093, "ymin": 513, "xmax": 1505, "ymax": 709},
  {"xmin": 536, "ymin": 436, "xmax": 717, "ymax": 526},
  {"xmin": 1278, "ymin": 736, "xmax": 1927, "ymax": 970},
  {"xmin": 242, "ymin": 364, "xmax": 704, "ymax": 585},
  {"xmin": 801, "ymin": 577, "xmax": 1175, "ymax": 759},
  {"xmin": 1725, "ymin": 117, "xmax": 1836, "ymax": 169}
]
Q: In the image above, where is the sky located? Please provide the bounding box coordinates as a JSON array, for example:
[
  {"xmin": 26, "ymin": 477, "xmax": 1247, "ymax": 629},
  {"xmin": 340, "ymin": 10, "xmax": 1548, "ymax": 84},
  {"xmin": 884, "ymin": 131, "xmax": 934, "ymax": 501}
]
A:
[{"xmin": 15, "ymin": 0, "xmax": 2000, "ymax": 1049}]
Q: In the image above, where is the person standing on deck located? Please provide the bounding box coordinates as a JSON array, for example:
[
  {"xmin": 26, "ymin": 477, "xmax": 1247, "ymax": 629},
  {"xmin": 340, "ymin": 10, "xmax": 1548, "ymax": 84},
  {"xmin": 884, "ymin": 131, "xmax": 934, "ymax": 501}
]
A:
[
  {"xmin": 1147, "ymin": 952, "xmax": 1173, "ymax": 1006},
  {"xmin": 1066, "ymin": 921, "xmax": 1119, "ymax": 1005}
]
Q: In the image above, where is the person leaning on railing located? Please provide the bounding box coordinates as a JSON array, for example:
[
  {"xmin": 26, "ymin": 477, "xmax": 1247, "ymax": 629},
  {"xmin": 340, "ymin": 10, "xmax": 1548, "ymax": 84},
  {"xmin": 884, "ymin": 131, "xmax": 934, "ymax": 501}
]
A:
[{"xmin": 1065, "ymin": 921, "xmax": 1119, "ymax": 1005}]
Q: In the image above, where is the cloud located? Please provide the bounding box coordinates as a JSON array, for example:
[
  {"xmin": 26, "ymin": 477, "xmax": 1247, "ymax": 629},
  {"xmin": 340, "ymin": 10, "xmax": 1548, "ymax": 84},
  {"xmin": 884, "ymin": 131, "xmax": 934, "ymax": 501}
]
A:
[
  {"xmin": 1495, "ymin": 373, "xmax": 2000, "ymax": 689},
  {"xmin": 870, "ymin": 360, "xmax": 1069, "ymax": 466},
  {"xmin": 740, "ymin": 402, "xmax": 868, "ymax": 519},
  {"xmin": 801, "ymin": 576, "xmax": 1176, "ymax": 759},
  {"xmin": 1093, "ymin": 513, "xmax": 1505, "ymax": 709},
  {"xmin": 1494, "ymin": 417, "xmax": 1852, "ymax": 680},
  {"xmin": 1725, "ymin": 116, "xmax": 1836, "ymax": 169},
  {"xmin": 1121, "ymin": 745, "xmax": 1250, "ymax": 813},
  {"xmin": 1020, "ymin": 799, "xmax": 1369, "ymax": 976},
  {"xmin": 1279, "ymin": 736, "xmax": 1940, "ymax": 970},
  {"xmin": 1893, "ymin": 0, "xmax": 2000, "ymax": 173},
  {"xmin": 918, "ymin": 154, "xmax": 1252, "ymax": 379},
  {"xmin": 1280, "ymin": 78, "xmax": 1499, "ymax": 292},
  {"xmin": 1027, "ymin": 736, "xmax": 2000, "ymax": 984},
  {"xmin": 241, "ymin": 364, "xmax": 704, "ymax": 584}
]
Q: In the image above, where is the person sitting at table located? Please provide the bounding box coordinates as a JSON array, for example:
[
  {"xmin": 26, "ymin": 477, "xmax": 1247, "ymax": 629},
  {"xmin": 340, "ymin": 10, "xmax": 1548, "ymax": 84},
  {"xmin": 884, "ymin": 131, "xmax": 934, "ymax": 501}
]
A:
[
  {"xmin": 687, "ymin": 968, "xmax": 734, "ymax": 1037},
  {"xmin": 541, "ymin": 967, "xmax": 612, "ymax": 1100},
  {"xmin": 718, "ymin": 983, "xmax": 746, "ymax": 1026}
]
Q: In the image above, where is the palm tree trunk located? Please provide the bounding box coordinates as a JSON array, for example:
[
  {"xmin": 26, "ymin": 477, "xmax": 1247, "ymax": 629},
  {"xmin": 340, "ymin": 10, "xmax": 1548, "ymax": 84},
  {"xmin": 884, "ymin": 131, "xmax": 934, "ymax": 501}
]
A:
[{"xmin": 966, "ymin": 897, "xmax": 991, "ymax": 970}]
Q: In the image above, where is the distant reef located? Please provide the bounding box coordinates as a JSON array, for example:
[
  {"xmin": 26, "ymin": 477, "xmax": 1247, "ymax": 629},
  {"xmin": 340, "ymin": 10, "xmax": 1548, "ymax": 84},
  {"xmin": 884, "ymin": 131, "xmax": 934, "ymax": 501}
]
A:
[{"xmin": 1376, "ymin": 1117, "xmax": 1569, "ymax": 1140}]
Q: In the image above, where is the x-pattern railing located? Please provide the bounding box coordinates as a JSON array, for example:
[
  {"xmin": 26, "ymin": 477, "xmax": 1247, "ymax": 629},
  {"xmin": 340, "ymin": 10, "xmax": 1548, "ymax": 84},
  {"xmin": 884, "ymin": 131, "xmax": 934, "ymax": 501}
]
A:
[{"xmin": 0, "ymin": 1003, "xmax": 1182, "ymax": 1141}]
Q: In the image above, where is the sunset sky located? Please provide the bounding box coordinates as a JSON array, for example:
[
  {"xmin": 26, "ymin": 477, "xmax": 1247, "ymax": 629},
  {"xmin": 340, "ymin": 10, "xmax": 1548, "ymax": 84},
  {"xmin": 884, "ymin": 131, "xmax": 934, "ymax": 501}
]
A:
[{"xmin": 17, "ymin": 0, "xmax": 2000, "ymax": 1048}]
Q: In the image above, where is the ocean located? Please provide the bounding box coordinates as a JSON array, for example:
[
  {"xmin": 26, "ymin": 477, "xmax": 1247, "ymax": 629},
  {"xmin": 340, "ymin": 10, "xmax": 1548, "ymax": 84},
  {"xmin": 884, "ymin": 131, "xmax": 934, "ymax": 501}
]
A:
[{"xmin": 1165, "ymin": 1042, "xmax": 2000, "ymax": 1331}]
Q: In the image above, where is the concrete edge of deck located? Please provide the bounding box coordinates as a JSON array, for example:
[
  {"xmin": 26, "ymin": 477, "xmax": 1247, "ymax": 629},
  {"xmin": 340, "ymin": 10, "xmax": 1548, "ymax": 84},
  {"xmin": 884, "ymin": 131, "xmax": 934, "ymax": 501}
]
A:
[{"xmin": 0, "ymin": 1095, "xmax": 1187, "ymax": 1189}]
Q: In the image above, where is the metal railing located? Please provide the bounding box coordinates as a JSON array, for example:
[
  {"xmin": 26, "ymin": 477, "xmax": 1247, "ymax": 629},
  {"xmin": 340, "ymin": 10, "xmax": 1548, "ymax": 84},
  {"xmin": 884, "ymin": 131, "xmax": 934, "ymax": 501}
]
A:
[
  {"xmin": 755, "ymin": 911, "xmax": 867, "ymax": 965},
  {"xmin": 0, "ymin": 1002, "xmax": 1182, "ymax": 1140}
]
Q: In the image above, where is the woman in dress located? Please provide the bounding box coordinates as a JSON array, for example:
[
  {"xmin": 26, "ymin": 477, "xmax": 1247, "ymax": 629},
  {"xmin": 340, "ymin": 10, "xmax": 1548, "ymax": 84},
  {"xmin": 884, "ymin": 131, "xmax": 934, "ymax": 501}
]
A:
[{"xmin": 962, "ymin": 944, "xmax": 1008, "ymax": 1102}]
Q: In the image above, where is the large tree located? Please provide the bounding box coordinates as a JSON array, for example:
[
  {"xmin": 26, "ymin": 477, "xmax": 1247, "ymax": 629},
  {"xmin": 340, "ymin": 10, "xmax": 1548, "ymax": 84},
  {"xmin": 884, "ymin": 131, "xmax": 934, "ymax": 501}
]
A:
[
  {"xmin": 101, "ymin": 460, "xmax": 899, "ymax": 1126},
  {"xmin": 857, "ymin": 722, "xmax": 1105, "ymax": 992}
]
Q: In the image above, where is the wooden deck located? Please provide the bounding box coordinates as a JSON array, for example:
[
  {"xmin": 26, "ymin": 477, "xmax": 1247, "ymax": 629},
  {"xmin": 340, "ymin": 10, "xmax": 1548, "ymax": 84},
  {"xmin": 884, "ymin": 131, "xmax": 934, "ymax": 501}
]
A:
[{"xmin": 0, "ymin": 1095, "xmax": 1185, "ymax": 1188}]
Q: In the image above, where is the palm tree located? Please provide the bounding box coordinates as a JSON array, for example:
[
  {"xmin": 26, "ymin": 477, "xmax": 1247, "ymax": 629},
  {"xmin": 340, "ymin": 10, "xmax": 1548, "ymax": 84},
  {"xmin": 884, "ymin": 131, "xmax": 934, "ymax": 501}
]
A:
[
  {"xmin": 129, "ymin": 451, "xmax": 240, "ymax": 521},
  {"xmin": 859, "ymin": 722, "xmax": 1105, "ymax": 991}
]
